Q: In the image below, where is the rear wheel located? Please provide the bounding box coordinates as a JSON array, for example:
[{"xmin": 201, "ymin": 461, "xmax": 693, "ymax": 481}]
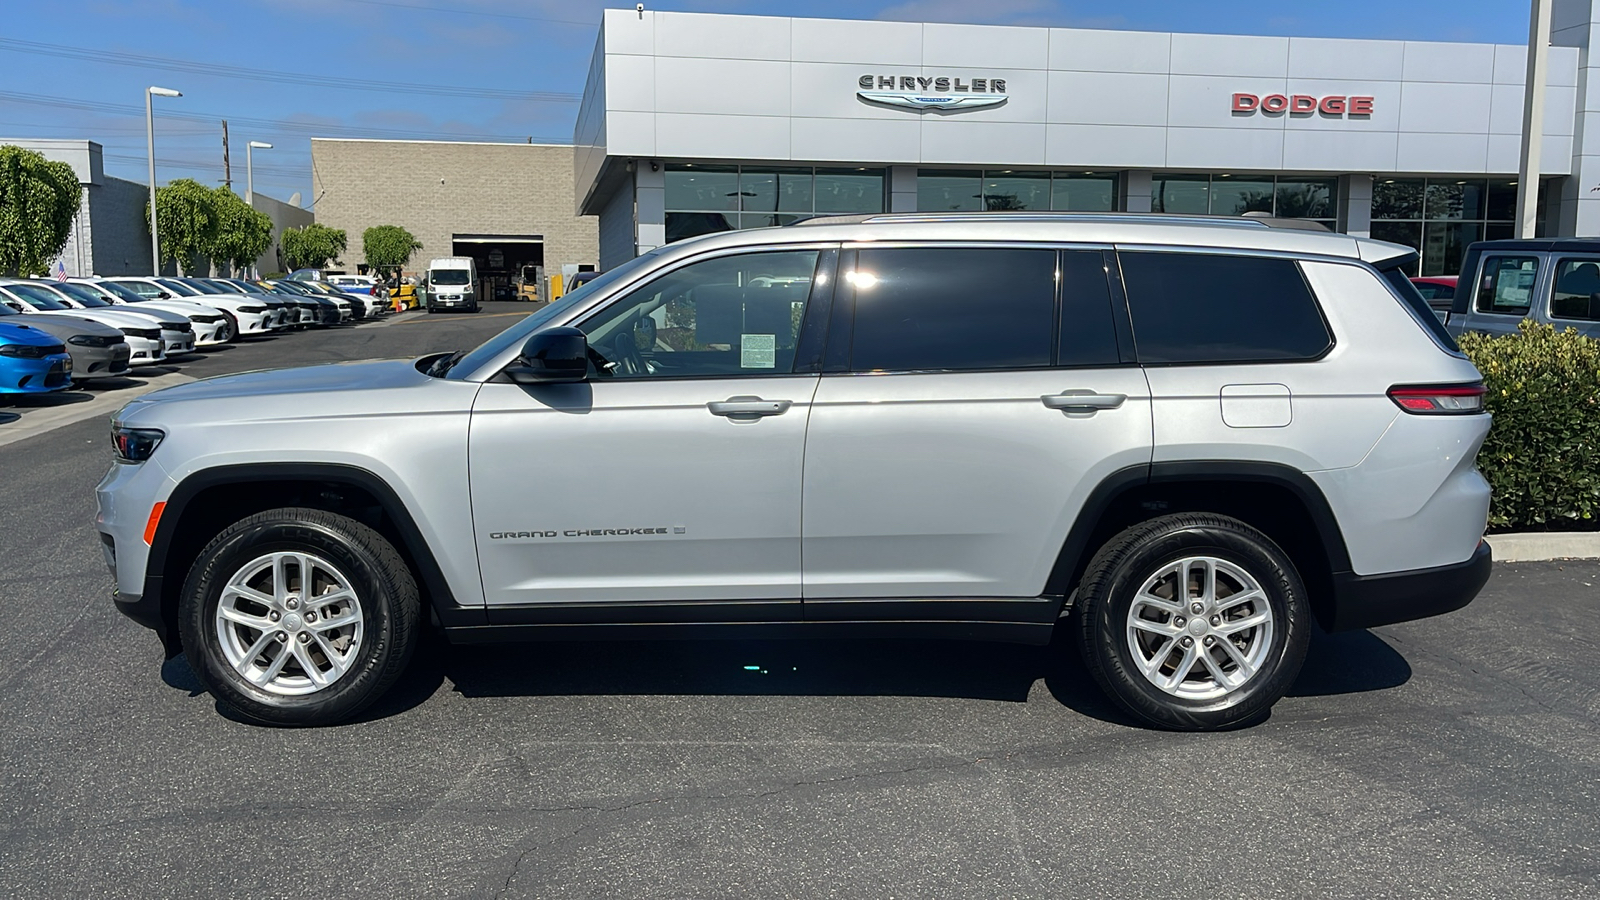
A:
[
  {"xmin": 1075, "ymin": 513, "xmax": 1310, "ymax": 730},
  {"xmin": 178, "ymin": 508, "xmax": 420, "ymax": 726}
]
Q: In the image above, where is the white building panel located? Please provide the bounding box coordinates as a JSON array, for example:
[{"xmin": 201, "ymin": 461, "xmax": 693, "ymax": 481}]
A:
[
  {"xmin": 1401, "ymin": 40, "xmax": 1496, "ymax": 84},
  {"xmin": 790, "ymin": 117, "xmax": 922, "ymax": 163},
  {"xmin": 922, "ymin": 22, "xmax": 1048, "ymax": 70},
  {"xmin": 920, "ymin": 120, "xmax": 1047, "ymax": 165},
  {"xmin": 655, "ymin": 11, "xmax": 790, "ymax": 61},
  {"xmin": 1048, "ymin": 71, "xmax": 1170, "ymax": 127},
  {"xmin": 603, "ymin": 54, "xmax": 655, "ymax": 113},
  {"xmin": 1398, "ymin": 81, "xmax": 1494, "ymax": 134},
  {"xmin": 1396, "ymin": 132, "xmax": 1490, "ymax": 172},
  {"xmin": 1048, "ymin": 27, "xmax": 1170, "ymax": 75},
  {"xmin": 652, "ymin": 57, "xmax": 792, "ymax": 117},
  {"xmin": 1045, "ymin": 124, "xmax": 1166, "ymax": 168},
  {"xmin": 1166, "ymin": 126, "xmax": 1284, "ymax": 171},
  {"xmin": 791, "ymin": 63, "xmax": 924, "ymax": 120},
  {"xmin": 654, "ymin": 113, "xmax": 790, "ymax": 160},
  {"xmin": 1165, "ymin": 75, "xmax": 1287, "ymax": 129},
  {"xmin": 1282, "ymin": 130, "xmax": 1399, "ymax": 172},
  {"xmin": 602, "ymin": 111, "xmax": 654, "ymax": 157},
  {"xmin": 1288, "ymin": 37, "xmax": 1405, "ymax": 82},
  {"xmin": 1169, "ymin": 33, "xmax": 1289, "ymax": 78},
  {"xmin": 791, "ymin": 16, "xmax": 921, "ymax": 66}
]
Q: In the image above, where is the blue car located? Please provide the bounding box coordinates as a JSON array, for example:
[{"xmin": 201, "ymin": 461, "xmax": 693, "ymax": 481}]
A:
[{"xmin": 0, "ymin": 321, "xmax": 73, "ymax": 394}]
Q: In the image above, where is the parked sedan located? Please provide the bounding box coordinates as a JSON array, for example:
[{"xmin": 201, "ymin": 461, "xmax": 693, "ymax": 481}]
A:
[
  {"xmin": 0, "ymin": 301, "xmax": 128, "ymax": 382},
  {"xmin": 207, "ymin": 278, "xmax": 319, "ymax": 327},
  {"xmin": 74, "ymin": 279, "xmax": 231, "ymax": 347},
  {"xmin": 262, "ymin": 279, "xmax": 352, "ymax": 322},
  {"xmin": 41, "ymin": 282, "xmax": 196, "ymax": 355},
  {"xmin": 306, "ymin": 281, "xmax": 372, "ymax": 319},
  {"xmin": 1410, "ymin": 275, "xmax": 1459, "ymax": 325},
  {"xmin": 169, "ymin": 278, "xmax": 291, "ymax": 331},
  {"xmin": 105, "ymin": 277, "xmax": 273, "ymax": 338},
  {"xmin": 0, "ymin": 282, "xmax": 166, "ymax": 366},
  {"xmin": 0, "ymin": 320, "xmax": 72, "ymax": 394},
  {"xmin": 243, "ymin": 280, "xmax": 340, "ymax": 325}
]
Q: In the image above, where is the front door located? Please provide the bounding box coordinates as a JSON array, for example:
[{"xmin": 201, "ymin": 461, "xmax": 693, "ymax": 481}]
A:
[
  {"xmin": 469, "ymin": 247, "xmax": 829, "ymax": 612},
  {"xmin": 800, "ymin": 246, "xmax": 1153, "ymax": 605}
]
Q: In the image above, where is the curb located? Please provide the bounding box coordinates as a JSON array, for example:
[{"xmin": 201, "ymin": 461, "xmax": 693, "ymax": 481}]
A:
[
  {"xmin": 0, "ymin": 370, "xmax": 195, "ymax": 450},
  {"xmin": 1484, "ymin": 532, "xmax": 1600, "ymax": 563}
]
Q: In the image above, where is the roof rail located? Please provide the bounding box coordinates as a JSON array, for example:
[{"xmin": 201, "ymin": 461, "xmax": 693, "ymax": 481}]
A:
[{"xmin": 786, "ymin": 211, "xmax": 1278, "ymax": 229}]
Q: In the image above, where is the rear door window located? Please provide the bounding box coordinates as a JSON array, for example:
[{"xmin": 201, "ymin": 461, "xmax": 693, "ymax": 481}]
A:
[
  {"xmin": 1474, "ymin": 256, "xmax": 1540, "ymax": 315},
  {"xmin": 1117, "ymin": 251, "xmax": 1332, "ymax": 364},
  {"xmin": 1551, "ymin": 257, "xmax": 1600, "ymax": 321},
  {"xmin": 846, "ymin": 247, "xmax": 1056, "ymax": 372}
]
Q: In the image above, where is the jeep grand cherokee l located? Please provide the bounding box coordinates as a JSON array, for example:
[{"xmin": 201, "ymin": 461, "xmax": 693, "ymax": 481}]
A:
[{"xmin": 97, "ymin": 213, "xmax": 1493, "ymax": 729}]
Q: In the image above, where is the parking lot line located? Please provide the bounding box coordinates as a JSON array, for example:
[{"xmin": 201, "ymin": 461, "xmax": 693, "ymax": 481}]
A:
[{"xmin": 0, "ymin": 370, "xmax": 195, "ymax": 450}]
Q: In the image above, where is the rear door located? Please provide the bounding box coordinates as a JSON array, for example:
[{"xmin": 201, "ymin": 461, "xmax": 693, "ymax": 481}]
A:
[
  {"xmin": 799, "ymin": 245, "xmax": 1152, "ymax": 611},
  {"xmin": 1547, "ymin": 256, "xmax": 1600, "ymax": 339}
]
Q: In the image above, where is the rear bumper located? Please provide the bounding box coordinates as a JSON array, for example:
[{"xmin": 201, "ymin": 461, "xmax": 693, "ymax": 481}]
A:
[{"xmin": 1325, "ymin": 541, "xmax": 1492, "ymax": 632}]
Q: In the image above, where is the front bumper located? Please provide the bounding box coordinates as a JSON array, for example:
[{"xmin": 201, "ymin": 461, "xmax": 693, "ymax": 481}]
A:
[
  {"xmin": 0, "ymin": 353, "xmax": 72, "ymax": 392},
  {"xmin": 69, "ymin": 342, "xmax": 132, "ymax": 379},
  {"xmin": 125, "ymin": 336, "xmax": 166, "ymax": 365},
  {"xmin": 1325, "ymin": 541, "xmax": 1492, "ymax": 632},
  {"xmin": 161, "ymin": 329, "xmax": 195, "ymax": 355}
]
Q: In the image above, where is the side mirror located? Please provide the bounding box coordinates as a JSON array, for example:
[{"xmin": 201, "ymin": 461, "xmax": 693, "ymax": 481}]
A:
[
  {"xmin": 157, "ymin": 292, "xmax": 172, "ymax": 299},
  {"xmin": 503, "ymin": 326, "xmax": 588, "ymax": 385}
]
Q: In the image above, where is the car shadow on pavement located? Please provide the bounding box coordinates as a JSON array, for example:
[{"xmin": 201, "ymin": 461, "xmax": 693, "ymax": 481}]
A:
[
  {"xmin": 159, "ymin": 623, "xmax": 1413, "ymax": 728},
  {"xmin": 0, "ymin": 411, "xmax": 18, "ymax": 425}
]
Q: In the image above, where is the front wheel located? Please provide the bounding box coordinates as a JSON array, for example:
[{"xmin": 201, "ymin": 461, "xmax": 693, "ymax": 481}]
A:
[
  {"xmin": 178, "ymin": 508, "xmax": 420, "ymax": 726},
  {"xmin": 214, "ymin": 312, "xmax": 237, "ymax": 343},
  {"xmin": 1075, "ymin": 513, "xmax": 1310, "ymax": 731}
]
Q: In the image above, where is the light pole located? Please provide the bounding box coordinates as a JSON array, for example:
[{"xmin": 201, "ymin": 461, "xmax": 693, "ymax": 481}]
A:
[
  {"xmin": 245, "ymin": 141, "xmax": 272, "ymax": 207},
  {"xmin": 245, "ymin": 142, "xmax": 272, "ymax": 278},
  {"xmin": 1516, "ymin": 0, "xmax": 1553, "ymax": 239},
  {"xmin": 145, "ymin": 86, "xmax": 182, "ymax": 276}
]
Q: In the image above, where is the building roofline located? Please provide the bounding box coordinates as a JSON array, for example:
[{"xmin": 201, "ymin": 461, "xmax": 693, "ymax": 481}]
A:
[{"xmin": 310, "ymin": 137, "xmax": 572, "ymax": 148}]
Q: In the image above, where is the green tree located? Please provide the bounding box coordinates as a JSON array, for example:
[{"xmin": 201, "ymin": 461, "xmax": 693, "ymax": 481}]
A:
[
  {"xmin": 208, "ymin": 187, "xmax": 273, "ymax": 275},
  {"xmin": 145, "ymin": 178, "xmax": 217, "ymax": 275},
  {"xmin": 362, "ymin": 225, "xmax": 422, "ymax": 279},
  {"xmin": 0, "ymin": 145, "xmax": 81, "ymax": 276},
  {"xmin": 280, "ymin": 222, "xmax": 347, "ymax": 271}
]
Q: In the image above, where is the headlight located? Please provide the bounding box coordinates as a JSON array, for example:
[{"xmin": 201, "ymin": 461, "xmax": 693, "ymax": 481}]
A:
[
  {"xmin": 111, "ymin": 425, "xmax": 164, "ymax": 462},
  {"xmin": 239, "ymin": 305, "xmax": 268, "ymax": 313},
  {"xmin": 69, "ymin": 334, "xmax": 121, "ymax": 347},
  {"xmin": 0, "ymin": 343, "xmax": 60, "ymax": 358}
]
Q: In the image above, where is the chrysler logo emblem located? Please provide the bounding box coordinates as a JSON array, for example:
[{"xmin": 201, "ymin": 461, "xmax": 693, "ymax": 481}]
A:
[{"xmin": 857, "ymin": 74, "xmax": 1008, "ymax": 112}]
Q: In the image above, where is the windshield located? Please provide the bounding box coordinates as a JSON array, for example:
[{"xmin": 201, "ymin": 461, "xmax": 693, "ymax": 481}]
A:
[
  {"xmin": 3, "ymin": 284, "xmax": 71, "ymax": 310},
  {"xmin": 93, "ymin": 280, "xmax": 145, "ymax": 302},
  {"xmin": 156, "ymin": 279, "xmax": 201, "ymax": 296},
  {"xmin": 431, "ymin": 270, "xmax": 471, "ymax": 286},
  {"xmin": 52, "ymin": 282, "xmax": 112, "ymax": 307},
  {"xmin": 204, "ymin": 279, "xmax": 245, "ymax": 293},
  {"xmin": 446, "ymin": 249, "xmax": 666, "ymax": 380}
]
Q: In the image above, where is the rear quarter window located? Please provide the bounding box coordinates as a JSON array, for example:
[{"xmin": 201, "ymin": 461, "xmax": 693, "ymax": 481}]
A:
[{"xmin": 1118, "ymin": 251, "xmax": 1332, "ymax": 365}]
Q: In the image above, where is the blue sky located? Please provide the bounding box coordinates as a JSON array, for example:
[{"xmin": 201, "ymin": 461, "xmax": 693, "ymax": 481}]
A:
[{"xmin": 0, "ymin": 0, "xmax": 1526, "ymax": 206}]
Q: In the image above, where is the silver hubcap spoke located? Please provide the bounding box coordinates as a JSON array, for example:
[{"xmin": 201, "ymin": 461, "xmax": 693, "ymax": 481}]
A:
[
  {"xmin": 1125, "ymin": 555, "xmax": 1275, "ymax": 701},
  {"xmin": 214, "ymin": 551, "xmax": 365, "ymax": 697}
]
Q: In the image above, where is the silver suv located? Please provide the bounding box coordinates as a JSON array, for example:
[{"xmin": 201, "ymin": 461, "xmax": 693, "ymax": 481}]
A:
[{"xmin": 96, "ymin": 214, "xmax": 1493, "ymax": 729}]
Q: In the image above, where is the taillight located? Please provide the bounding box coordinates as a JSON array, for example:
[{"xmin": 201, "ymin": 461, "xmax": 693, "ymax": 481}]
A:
[{"xmin": 1388, "ymin": 383, "xmax": 1487, "ymax": 415}]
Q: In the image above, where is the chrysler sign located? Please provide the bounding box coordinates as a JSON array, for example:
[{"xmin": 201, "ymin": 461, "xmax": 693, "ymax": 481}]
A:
[{"xmin": 858, "ymin": 74, "xmax": 1008, "ymax": 111}]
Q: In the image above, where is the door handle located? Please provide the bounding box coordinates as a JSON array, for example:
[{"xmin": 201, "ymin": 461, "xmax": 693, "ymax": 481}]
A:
[
  {"xmin": 708, "ymin": 396, "xmax": 792, "ymax": 419},
  {"xmin": 1042, "ymin": 391, "xmax": 1126, "ymax": 412}
]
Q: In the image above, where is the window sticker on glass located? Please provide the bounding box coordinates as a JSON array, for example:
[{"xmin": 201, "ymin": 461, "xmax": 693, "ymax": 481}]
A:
[{"xmin": 741, "ymin": 334, "xmax": 776, "ymax": 369}]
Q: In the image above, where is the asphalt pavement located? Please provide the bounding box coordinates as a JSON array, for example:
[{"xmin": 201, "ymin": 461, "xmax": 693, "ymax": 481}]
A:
[{"xmin": 0, "ymin": 303, "xmax": 1597, "ymax": 899}]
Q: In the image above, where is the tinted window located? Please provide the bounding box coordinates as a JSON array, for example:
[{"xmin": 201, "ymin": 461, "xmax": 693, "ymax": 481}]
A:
[
  {"xmin": 1552, "ymin": 258, "xmax": 1600, "ymax": 321},
  {"xmin": 1058, "ymin": 250, "xmax": 1121, "ymax": 367},
  {"xmin": 1119, "ymin": 252, "xmax": 1331, "ymax": 364},
  {"xmin": 1380, "ymin": 267, "xmax": 1460, "ymax": 353},
  {"xmin": 579, "ymin": 250, "xmax": 819, "ymax": 379},
  {"xmin": 848, "ymin": 248, "xmax": 1055, "ymax": 372},
  {"xmin": 1474, "ymin": 256, "xmax": 1539, "ymax": 315}
]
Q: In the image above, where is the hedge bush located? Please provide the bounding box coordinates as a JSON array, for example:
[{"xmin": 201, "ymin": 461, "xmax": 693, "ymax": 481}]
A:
[{"xmin": 1458, "ymin": 321, "xmax": 1600, "ymax": 531}]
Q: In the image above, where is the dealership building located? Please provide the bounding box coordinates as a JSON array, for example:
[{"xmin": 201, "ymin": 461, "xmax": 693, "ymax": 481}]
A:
[{"xmin": 573, "ymin": 6, "xmax": 1600, "ymax": 275}]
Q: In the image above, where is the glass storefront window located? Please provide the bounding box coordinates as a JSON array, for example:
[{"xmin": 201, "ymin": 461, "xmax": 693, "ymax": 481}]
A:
[
  {"xmin": 1208, "ymin": 177, "xmax": 1274, "ymax": 216},
  {"xmin": 814, "ymin": 168, "xmax": 885, "ymax": 214},
  {"xmin": 1422, "ymin": 221, "xmax": 1480, "ymax": 278},
  {"xmin": 918, "ymin": 170, "xmax": 982, "ymax": 211},
  {"xmin": 983, "ymin": 171, "xmax": 1050, "ymax": 210},
  {"xmin": 1152, "ymin": 175, "xmax": 1209, "ymax": 214},
  {"xmin": 1372, "ymin": 179, "xmax": 1425, "ymax": 220},
  {"xmin": 739, "ymin": 168, "xmax": 814, "ymax": 215},
  {"xmin": 1274, "ymin": 179, "xmax": 1336, "ymax": 219},
  {"xmin": 1424, "ymin": 180, "xmax": 1487, "ymax": 220},
  {"xmin": 1051, "ymin": 174, "xmax": 1117, "ymax": 211},
  {"xmin": 665, "ymin": 211, "xmax": 734, "ymax": 243},
  {"xmin": 665, "ymin": 165, "xmax": 738, "ymax": 212},
  {"xmin": 1485, "ymin": 179, "xmax": 1518, "ymax": 222}
]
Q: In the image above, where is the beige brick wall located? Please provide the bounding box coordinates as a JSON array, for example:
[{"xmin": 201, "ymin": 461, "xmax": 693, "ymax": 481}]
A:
[{"xmin": 310, "ymin": 139, "xmax": 597, "ymax": 280}]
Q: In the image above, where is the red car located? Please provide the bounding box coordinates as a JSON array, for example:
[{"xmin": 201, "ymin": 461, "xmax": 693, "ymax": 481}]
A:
[{"xmin": 1410, "ymin": 276, "xmax": 1457, "ymax": 323}]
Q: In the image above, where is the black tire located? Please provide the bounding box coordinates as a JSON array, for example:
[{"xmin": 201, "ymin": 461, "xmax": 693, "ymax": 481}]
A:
[
  {"xmin": 215, "ymin": 312, "xmax": 237, "ymax": 343},
  {"xmin": 178, "ymin": 507, "xmax": 420, "ymax": 726},
  {"xmin": 1074, "ymin": 513, "xmax": 1310, "ymax": 731}
]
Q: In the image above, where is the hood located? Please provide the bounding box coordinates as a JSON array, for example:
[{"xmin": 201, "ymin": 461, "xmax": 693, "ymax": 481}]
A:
[
  {"xmin": 2, "ymin": 314, "xmax": 122, "ymax": 338},
  {"xmin": 143, "ymin": 359, "xmax": 429, "ymax": 404},
  {"xmin": 0, "ymin": 321, "xmax": 63, "ymax": 346}
]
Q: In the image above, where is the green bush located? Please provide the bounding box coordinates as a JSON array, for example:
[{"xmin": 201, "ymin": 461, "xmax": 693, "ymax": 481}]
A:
[{"xmin": 1458, "ymin": 321, "xmax": 1600, "ymax": 531}]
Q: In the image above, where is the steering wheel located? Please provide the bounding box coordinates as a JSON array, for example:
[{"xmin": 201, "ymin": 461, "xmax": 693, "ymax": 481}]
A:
[{"xmin": 609, "ymin": 331, "xmax": 646, "ymax": 377}]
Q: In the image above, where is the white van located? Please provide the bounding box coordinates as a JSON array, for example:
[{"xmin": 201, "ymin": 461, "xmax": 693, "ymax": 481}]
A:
[{"xmin": 425, "ymin": 257, "xmax": 478, "ymax": 313}]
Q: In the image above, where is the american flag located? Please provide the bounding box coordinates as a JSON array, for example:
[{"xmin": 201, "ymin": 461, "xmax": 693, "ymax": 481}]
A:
[{"xmin": 53, "ymin": 260, "xmax": 68, "ymax": 282}]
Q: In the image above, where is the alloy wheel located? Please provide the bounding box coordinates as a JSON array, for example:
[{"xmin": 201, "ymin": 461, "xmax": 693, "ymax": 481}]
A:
[
  {"xmin": 1125, "ymin": 556, "xmax": 1275, "ymax": 700},
  {"xmin": 213, "ymin": 552, "xmax": 365, "ymax": 696}
]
